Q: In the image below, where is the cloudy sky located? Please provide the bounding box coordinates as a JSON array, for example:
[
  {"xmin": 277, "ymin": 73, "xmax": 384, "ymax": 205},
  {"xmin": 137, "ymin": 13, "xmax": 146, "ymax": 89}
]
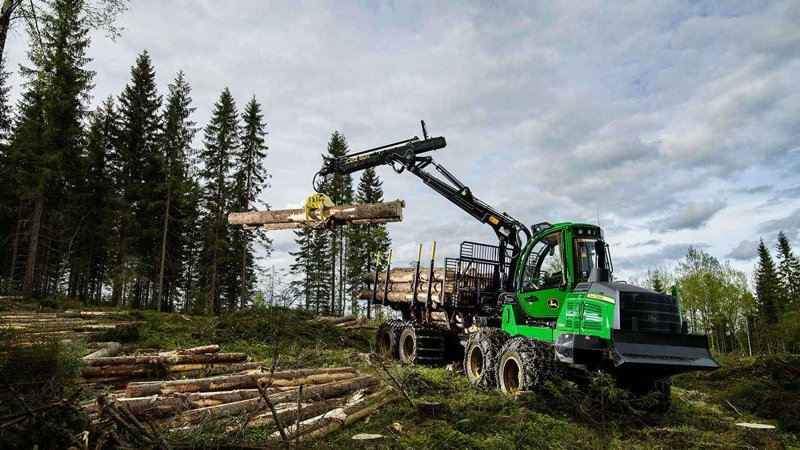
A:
[{"xmin": 6, "ymin": 1, "xmax": 800, "ymax": 282}]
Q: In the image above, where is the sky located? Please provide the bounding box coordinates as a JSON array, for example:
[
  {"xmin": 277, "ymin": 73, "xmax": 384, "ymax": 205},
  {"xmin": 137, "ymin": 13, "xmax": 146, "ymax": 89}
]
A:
[{"xmin": 5, "ymin": 0, "xmax": 800, "ymax": 283}]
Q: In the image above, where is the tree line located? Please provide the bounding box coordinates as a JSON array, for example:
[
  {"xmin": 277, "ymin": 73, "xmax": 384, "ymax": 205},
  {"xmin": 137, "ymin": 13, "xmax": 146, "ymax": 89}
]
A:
[
  {"xmin": 0, "ymin": 0, "xmax": 271, "ymax": 314},
  {"xmin": 640, "ymin": 230, "xmax": 800, "ymax": 355}
]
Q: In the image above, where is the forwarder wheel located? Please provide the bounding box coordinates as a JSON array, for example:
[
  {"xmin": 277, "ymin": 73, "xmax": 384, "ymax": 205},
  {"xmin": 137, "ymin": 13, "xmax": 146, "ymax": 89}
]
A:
[
  {"xmin": 498, "ymin": 337, "xmax": 558, "ymax": 395},
  {"xmin": 464, "ymin": 329, "xmax": 508, "ymax": 389},
  {"xmin": 375, "ymin": 319, "xmax": 402, "ymax": 359},
  {"xmin": 398, "ymin": 325, "xmax": 445, "ymax": 366}
]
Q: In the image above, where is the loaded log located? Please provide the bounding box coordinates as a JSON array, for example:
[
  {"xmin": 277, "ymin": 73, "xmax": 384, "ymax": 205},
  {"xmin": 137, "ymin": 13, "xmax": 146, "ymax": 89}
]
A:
[{"xmin": 228, "ymin": 200, "xmax": 404, "ymax": 230}]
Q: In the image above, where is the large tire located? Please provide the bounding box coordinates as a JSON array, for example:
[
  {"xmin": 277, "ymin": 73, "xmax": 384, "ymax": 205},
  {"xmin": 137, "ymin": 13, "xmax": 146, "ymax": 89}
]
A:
[
  {"xmin": 626, "ymin": 377, "xmax": 671, "ymax": 413},
  {"xmin": 463, "ymin": 329, "xmax": 508, "ymax": 390},
  {"xmin": 398, "ymin": 325, "xmax": 445, "ymax": 366},
  {"xmin": 375, "ymin": 319, "xmax": 403, "ymax": 359},
  {"xmin": 497, "ymin": 337, "xmax": 559, "ymax": 395}
]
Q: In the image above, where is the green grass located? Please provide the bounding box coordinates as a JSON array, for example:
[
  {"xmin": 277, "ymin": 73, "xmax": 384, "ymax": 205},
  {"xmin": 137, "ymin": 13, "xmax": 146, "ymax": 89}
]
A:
[{"xmin": 1, "ymin": 303, "xmax": 798, "ymax": 449}]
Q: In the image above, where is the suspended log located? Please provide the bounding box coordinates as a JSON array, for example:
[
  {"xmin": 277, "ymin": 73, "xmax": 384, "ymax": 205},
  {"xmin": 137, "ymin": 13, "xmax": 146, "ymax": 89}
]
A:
[
  {"xmin": 86, "ymin": 352, "xmax": 248, "ymax": 367},
  {"xmin": 126, "ymin": 367, "xmax": 359, "ymax": 397},
  {"xmin": 228, "ymin": 200, "xmax": 404, "ymax": 230},
  {"xmin": 362, "ymin": 268, "xmax": 445, "ymax": 284},
  {"xmin": 83, "ymin": 342, "xmax": 122, "ymax": 360}
]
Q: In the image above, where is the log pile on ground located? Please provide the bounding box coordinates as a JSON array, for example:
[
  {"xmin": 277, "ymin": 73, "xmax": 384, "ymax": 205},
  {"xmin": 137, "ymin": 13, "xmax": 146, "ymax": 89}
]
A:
[
  {"xmin": 359, "ymin": 267, "xmax": 454, "ymax": 307},
  {"xmin": 81, "ymin": 344, "xmax": 264, "ymax": 385},
  {"xmin": 228, "ymin": 199, "xmax": 404, "ymax": 230},
  {"xmin": 0, "ymin": 310, "xmax": 137, "ymax": 346},
  {"xmin": 315, "ymin": 315, "xmax": 376, "ymax": 330},
  {"xmin": 90, "ymin": 364, "xmax": 398, "ymax": 447}
]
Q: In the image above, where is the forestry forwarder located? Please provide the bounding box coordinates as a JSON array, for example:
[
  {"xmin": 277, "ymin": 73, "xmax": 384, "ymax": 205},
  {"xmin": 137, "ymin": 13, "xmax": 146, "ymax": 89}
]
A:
[{"xmin": 314, "ymin": 122, "xmax": 720, "ymax": 410}]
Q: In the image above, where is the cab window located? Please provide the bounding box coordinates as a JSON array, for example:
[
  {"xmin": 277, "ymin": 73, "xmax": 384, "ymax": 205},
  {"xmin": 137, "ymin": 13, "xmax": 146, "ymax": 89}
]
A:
[
  {"xmin": 521, "ymin": 232, "xmax": 564, "ymax": 291},
  {"xmin": 574, "ymin": 238, "xmax": 611, "ymax": 283}
]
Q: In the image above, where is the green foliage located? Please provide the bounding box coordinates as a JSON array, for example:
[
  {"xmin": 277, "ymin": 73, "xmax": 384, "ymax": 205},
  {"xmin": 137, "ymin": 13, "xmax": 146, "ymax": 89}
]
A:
[
  {"xmin": 756, "ymin": 239, "xmax": 782, "ymax": 325},
  {"xmin": 0, "ymin": 338, "xmax": 87, "ymax": 449},
  {"xmin": 115, "ymin": 49, "xmax": 164, "ymax": 309},
  {"xmin": 775, "ymin": 231, "xmax": 800, "ymax": 311},
  {"xmin": 198, "ymin": 88, "xmax": 240, "ymax": 315},
  {"xmin": 227, "ymin": 97, "xmax": 271, "ymax": 310},
  {"xmin": 677, "ymin": 246, "xmax": 756, "ymax": 353}
]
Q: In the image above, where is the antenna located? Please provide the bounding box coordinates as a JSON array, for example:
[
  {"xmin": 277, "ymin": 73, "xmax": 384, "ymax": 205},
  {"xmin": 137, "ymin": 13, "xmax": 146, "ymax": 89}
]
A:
[{"xmin": 421, "ymin": 120, "xmax": 429, "ymax": 140}]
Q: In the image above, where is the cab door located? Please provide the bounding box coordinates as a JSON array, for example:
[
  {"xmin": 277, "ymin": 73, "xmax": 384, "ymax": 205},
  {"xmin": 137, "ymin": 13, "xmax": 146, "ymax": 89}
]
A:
[{"xmin": 515, "ymin": 230, "xmax": 569, "ymax": 319}]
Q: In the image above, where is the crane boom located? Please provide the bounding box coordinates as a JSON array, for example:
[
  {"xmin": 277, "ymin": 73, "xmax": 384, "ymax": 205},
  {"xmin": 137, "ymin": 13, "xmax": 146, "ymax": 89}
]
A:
[{"xmin": 315, "ymin": 122, "xmax": 531, "ymax": 289}]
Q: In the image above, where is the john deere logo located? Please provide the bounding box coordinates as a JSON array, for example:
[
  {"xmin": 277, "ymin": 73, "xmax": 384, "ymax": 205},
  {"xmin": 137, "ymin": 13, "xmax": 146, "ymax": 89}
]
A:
[{"xmin": 547, "ymin": 298, "xmax": 559, "ymax": 309}]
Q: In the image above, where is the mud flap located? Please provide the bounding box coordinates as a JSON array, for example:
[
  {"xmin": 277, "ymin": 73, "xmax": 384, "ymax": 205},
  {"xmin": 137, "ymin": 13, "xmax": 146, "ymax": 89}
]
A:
[{"xmin": 611, "ymin": 329, "xmax": 720, "ymax": 377}]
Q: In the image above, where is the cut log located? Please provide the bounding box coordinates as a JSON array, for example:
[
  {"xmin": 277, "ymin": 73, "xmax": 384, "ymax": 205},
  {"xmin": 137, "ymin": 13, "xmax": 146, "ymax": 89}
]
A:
[
  {"xmin": 114, "ymin": 395, "xmax": 188, "ymax": 418},
  {"xmin": 362, "ymin": 268, "xmax": 444, "ymax": 284},
  {"xmin": 358, "ymin": 290, "xmax": 445, "ymax": 304},
  {"xmin": 167, "ymin": 362, "xmax": 265, "ymax": 379},
  {"xmin": 82, "ymin": 364, "xmax": 164, "ymax": 379},
  {"xmin": 176, "ymin": 376, "xmax": 376, "ymax": 424},
  {"xmin": 86, "ymin": 352, "xmax": 248, "ymax": 367},
  {"xmin": 159, "ymin": 345, "xmax": 220, "ymax": 356},
  {"xmin": 83, "ymin": 342, "xmax": 122, "ymax": 360},
  {"xmin": 228, "ymin": 200, "xmax": 404, "ymax": 230},
  {"xmin": 126, "ymin": 367, "xmax": 359, "ymax": 397},
  {"xmin": 269, "ymin": 388, "xmax": 398, "ymax": 442},
  {"xmin": 316, "ymin": 315, "xmax": 357, "ymax": 325},
  {"xmin": 225, "ymin": 397, "xmax": 346, "ymax": 432}
]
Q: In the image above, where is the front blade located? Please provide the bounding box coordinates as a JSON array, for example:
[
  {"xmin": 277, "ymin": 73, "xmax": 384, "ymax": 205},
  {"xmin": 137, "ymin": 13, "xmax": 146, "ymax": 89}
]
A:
[{"xmin": 611, "ymin": 329, "xmax": 720, "ymax": 377}]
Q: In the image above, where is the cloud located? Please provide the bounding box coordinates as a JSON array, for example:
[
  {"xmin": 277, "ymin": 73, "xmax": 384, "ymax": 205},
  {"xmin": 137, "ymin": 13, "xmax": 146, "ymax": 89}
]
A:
[
  {"xmin": 4, "ymin": 1, "xmax": 799, "ymax": 279},
  {"xmin": 630, "ymin": 239, "xmax": 661, "ymax": 247},
  {"xmin": 726, "ymin": 240, "xmax": 758, "ymax": 261},
  {"xmin": 614, "ymin": 243, "xmax": 708, "ymax": 272},
  {"xmin": 758, "ymin": 209, "xmax": 800, "ymax": 236},
  {"xmin": 649, "ymin": 201, "xmax": 726, "ymax": 232}
]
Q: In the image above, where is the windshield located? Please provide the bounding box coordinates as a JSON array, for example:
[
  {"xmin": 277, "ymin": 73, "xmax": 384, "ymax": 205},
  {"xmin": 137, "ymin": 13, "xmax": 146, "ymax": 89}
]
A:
[{"xmin": 574, "ymin": 238, "xmax": 611, "ymax": 283}]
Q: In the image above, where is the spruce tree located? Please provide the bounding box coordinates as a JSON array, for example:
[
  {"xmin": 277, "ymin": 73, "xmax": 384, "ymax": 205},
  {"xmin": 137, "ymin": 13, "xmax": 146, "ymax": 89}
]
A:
[
  {"xmin": 155, "ymin": 71, "xmax": 197, "ymax": 312},
  {"xmin": 10, "ymin": 0, "xmax": 93, "ymax": 300},
  {"xmin": 353, "ymin": 167, "xmax": 391, "ymax": 317},
  {"xmin": 75, "ymin": 96, "xmax": 119, "ymax": 303},
  {"xmin": 230, "ymin": 97, "xmax": 271, "ymax": 309},
  {"xmin": 776, "ymin": 231, "xmax": 800, "ymax": 311},
  {"xmin": 116, "ymin": 50, "xmax": 162, "ymax": 308},
  {"xmin": 198, "ymin": 88, "xmax": 239, "ymax": 315},
  {"xmin": 323, "ymin": 132, "xmax": 353, "ymax": 315},
  {"xmin": 0, "ymin": 59, "xmax": 11, "ymax": 290},
  {"xmin": 755, "ymin": 239, "xmax": 781, "ymax": 324}
]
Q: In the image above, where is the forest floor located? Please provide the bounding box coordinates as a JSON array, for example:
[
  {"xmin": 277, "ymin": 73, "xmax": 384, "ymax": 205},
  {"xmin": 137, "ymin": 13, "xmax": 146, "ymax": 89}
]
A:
[{"xmin": 1, "ymin": 299, "xmax": 798, "ymax": 449}]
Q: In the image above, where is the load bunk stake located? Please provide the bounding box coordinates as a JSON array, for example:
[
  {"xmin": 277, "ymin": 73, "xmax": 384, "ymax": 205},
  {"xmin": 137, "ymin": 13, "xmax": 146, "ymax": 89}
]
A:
[
  {"xmin": 412, "ymin": 244, "xmax": 422, "ymax": 318},
  {"xmin": 425, "ymin": 241, "xmax": 436, "ymax": 324},
  {"xmin": 369, "ymin": 250, "xmax": 381, "ymax": 320},
  {"xmin": 382, "ymin": 250, "xmax": 393, "ymax": 308}
]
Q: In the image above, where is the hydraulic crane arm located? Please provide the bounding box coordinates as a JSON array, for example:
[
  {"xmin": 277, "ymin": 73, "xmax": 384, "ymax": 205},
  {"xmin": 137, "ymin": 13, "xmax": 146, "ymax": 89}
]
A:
[{"xmin": 315, "ymin": 122, "xmax": 531, "ymax": 286}]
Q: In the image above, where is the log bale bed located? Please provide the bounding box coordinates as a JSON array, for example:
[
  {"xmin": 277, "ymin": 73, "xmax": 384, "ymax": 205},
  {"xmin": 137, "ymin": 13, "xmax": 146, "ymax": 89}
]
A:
[
  {"xmin": 87, "ymin": 357, "xmax": 397, "ymax": 447},
  {"xmin": 0, "ymin": 310, "xmax": 140, "ymax": 346}
]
